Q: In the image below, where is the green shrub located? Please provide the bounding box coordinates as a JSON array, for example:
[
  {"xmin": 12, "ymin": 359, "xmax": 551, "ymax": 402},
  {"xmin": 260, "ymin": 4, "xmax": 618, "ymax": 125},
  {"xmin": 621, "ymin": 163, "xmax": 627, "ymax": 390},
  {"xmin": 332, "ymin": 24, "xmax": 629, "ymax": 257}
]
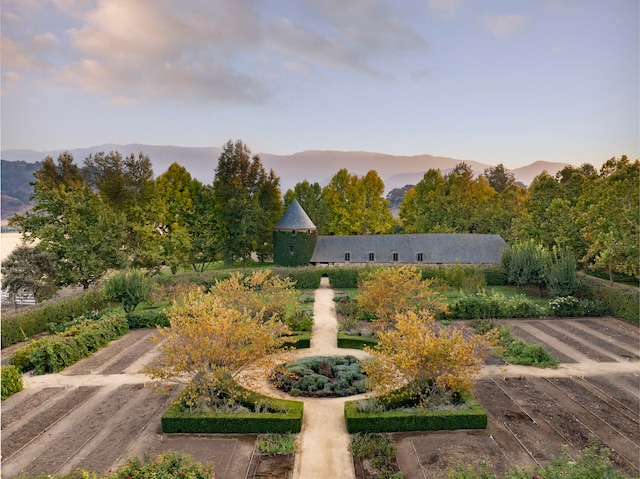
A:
[
  {"xmin": 547, "ymin": 296, "xmax": 583, "ymax": 316},
  {"xmin": 445, "ymin": 291, "xmax": 546, "ymax": 320},
  {"xmin": 1, "ymin": 288, "xmax": 107, "ymax": 347},
  {"xmin": 326, "ymin": 268, "xmax": 361, "ymax": 288},
  {"xmin": 1, "ymin": 365, "xmax": 23, "ymax": 400},
  {"xmin": 345, "ymin": 391, "xmax": 487, "ymax": 433},
  {"xmin": 545, "ymin": 246, "xmax": 578, "ymax": 297},
  {"xmin": 162, "ymin": 385, "xmax": 303, "ymax": 433},
  {"xmin": 9, "ymin": 312, "xmax": 129, "ymax": 374},
  {"xmin": 104, "ymin": 269, "xmax": 151, "ymax": 313},
  {"xmin": 482, "ymin": 267, "xmax": 507, "ymax": 286},
  {"xmin": 284, "ymin": 309, "xmax": 314, "ymax": 332},
  {"xmin": 577, "ymin": 273, "xmax": 639, "ymax": 324},
  {"xmin": 126, "ymin": 309, "xmax": 170, "ymax": 328},
  {"xmin": 275, "ymin": 267, "xmax": 323, "ymax": 289}
]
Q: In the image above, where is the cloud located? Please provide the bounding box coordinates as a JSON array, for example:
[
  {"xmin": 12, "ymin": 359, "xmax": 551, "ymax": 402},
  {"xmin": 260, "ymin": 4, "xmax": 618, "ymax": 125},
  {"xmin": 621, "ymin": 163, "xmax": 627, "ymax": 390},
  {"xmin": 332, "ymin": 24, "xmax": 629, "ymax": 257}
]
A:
[
  {"xmin": 428, "ymin": 0, "xmax": 466, "ymax": 15},
  {"xmin": 3, "ymin": 0, "xmax": 427, "ymax": 105},
  {"xmin": 483, "ymin": 14, "xmax": 528, "ymax": 37}
]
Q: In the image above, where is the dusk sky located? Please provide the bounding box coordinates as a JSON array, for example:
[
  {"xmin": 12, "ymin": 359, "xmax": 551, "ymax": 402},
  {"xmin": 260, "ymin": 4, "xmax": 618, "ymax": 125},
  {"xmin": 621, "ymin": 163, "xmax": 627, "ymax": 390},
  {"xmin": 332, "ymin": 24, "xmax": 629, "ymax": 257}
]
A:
[{"xmin": 2, "ymin": 0, "xmax": 638, "ymax": 169}]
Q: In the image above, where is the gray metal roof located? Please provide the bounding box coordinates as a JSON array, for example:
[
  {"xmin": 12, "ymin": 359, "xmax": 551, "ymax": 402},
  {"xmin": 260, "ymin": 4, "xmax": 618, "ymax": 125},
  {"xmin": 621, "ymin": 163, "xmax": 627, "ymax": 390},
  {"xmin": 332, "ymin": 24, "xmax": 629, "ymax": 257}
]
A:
[
  {"xmin": 309, "ymin": 233, "xmax": 507, "ymax": 264},
  {"xmin": 274, "ymin": 199, "xmax": 317, "ymax": 231}
]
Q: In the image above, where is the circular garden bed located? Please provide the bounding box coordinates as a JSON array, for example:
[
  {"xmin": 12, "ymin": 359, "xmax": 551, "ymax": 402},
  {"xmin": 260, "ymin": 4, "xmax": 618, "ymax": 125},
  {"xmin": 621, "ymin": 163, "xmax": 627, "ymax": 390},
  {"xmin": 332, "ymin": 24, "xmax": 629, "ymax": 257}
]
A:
[{"xmin": 271, "ymin": 355, "xmax": 368, "ymax": 397}]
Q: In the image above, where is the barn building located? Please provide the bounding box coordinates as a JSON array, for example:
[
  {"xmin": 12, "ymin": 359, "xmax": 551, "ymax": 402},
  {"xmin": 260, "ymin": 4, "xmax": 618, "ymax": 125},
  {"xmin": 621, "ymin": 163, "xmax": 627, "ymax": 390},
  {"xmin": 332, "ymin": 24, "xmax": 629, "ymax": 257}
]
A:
[{"xmin": 273, "ymin": 200, "xmax": 507, "ymax": 267}]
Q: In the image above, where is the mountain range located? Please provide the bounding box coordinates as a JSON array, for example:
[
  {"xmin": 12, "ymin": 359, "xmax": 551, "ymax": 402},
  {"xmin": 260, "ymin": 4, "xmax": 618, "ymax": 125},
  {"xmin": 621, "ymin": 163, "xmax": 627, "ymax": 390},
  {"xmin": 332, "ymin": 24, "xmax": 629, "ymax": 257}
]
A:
[{"xmin": 1, "ymin": 144, "xmax": 571, "ymax": 220}]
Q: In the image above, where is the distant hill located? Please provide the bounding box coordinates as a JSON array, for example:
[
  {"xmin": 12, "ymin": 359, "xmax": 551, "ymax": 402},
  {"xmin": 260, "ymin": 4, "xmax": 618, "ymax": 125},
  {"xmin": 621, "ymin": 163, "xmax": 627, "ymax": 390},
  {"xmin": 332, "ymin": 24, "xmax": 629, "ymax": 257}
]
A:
[{"xmin": 1, "ymin": 144, "xmax": 572, "ymax": 220}]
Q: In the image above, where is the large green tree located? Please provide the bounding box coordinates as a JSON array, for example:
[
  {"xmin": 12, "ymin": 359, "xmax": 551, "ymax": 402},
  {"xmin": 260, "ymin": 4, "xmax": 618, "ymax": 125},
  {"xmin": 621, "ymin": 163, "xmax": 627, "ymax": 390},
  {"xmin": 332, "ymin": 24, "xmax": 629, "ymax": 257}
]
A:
[
  {"xmin": 1, "ymin": 244, "xmax": 58, "ymax": 302},
  {"xmin": 156, "ymin": 163, "xmax": 196, "ymax": 273},
  {"xmin": 579, "ymin": 156, "xmax": 639, "ymax": 280},
  {"xmin": 187, "ymin": 180, "xmax": 219, "ymax": 272},
  {"xmin": 212, "ymin": 140, "xmax": 281, "ymax": 265},
  {"xmin": 400, "ymin": 163, "xmax": 517, "ymax": 236},
  {"xmin": 84, "ymin": 151, "xmax": 161, "ymax": 270},
  {"xmin": 9, "ymin": 153, "xmax": 127, "ymax": 288},
  {"xmin": 322, "ymin": 168, "xmax": 393, "ymax": 235}
]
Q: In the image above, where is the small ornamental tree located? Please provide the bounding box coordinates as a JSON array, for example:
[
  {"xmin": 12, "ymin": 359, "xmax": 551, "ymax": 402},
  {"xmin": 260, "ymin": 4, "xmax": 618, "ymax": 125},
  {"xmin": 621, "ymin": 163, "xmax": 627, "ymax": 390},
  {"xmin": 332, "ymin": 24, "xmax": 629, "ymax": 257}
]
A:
[
  {"xmin": 356, "ymin": 265, "xmax": 447, "ymax": 332},
  {"xmin": 104, "ymin": 269, "xmax": 151, "ymax": 313},
  {"xmin": 145, "ymin": 290, "xmax": 290, "ymax": 404},
  {"xmin": 362, "ymin": 311, "xmax": 493, "ymax": 406}
]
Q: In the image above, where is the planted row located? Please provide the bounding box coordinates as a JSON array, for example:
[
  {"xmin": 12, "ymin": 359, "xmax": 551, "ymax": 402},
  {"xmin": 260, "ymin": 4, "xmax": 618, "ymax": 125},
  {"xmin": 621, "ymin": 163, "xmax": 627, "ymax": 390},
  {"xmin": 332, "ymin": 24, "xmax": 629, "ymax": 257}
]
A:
[{"xmin": 9, "ymin": 312, "xmax": 129, "ymax": 374}]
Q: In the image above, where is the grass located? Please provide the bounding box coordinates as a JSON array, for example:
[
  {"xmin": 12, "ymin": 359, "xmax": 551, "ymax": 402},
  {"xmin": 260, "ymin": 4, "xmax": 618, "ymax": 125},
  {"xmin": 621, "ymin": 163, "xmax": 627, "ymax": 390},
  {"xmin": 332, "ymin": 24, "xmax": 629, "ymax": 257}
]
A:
[
  {"xmin": 442, "ymin": 286, "xmax": 549, "ymax": 307},
  {"xmin": 256, "ymin": 433, "xmax": 297, "ymax": 455}
]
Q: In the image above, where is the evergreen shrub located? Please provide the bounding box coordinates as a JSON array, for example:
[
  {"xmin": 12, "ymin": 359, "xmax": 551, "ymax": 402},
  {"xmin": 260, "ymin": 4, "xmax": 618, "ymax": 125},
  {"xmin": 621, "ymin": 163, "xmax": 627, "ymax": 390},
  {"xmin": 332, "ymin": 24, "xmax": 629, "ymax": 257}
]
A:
[
  {"xmin": 1, "ymin": 365, "xmax": 23, "ymax": 400},
  {"xmin": 445, "ymin": 292, "xmax": 545, "ymax": 319},
  {"xmin": 326, "ymin": 268, "xmax": 361, "ymax": 288},
  {"xmin": 9, "ymin": 312, "xmax": 129, "ymax": 374},
  {"xmin": 577, "ymin": 273, "xmax": 638, "ymax": 324},
  {"xmin": 345, "ymin": 392, "xmax": 487, "ymax": 433},
  {"xmin": 162, "ymin": 386, "xmax": 303, "ymax": 433},
  {"xmin": 127, "ymin": 309, "xmax": 170, "ymax": 328},
  {"xmin": 1, "ymin": 289, "xmax": 107, "ymax": 347}
]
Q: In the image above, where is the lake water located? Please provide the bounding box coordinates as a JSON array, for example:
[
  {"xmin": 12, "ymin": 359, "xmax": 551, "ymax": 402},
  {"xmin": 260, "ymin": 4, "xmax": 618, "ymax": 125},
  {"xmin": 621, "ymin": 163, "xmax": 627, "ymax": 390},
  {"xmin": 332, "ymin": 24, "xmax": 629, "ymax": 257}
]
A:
[{"xmin": 1, "ymin": 232, "xmax": 23, "ymax": 262}]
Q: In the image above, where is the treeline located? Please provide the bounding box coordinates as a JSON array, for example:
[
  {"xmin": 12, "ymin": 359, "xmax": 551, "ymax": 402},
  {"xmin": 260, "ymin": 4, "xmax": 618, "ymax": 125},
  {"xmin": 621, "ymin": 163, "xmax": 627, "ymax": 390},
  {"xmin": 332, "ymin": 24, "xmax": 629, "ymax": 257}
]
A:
[{"xmin": 2, "ymin": 139, "xmax": 638, "ymax": 300}]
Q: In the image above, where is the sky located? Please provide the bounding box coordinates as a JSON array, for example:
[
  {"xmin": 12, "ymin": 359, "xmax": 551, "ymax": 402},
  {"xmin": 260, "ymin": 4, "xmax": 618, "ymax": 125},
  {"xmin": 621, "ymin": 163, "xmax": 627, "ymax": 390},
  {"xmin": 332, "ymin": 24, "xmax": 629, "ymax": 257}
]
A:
[{"xmin": 1, "ymin": 0, "xmax": 638, "ymax": 169}]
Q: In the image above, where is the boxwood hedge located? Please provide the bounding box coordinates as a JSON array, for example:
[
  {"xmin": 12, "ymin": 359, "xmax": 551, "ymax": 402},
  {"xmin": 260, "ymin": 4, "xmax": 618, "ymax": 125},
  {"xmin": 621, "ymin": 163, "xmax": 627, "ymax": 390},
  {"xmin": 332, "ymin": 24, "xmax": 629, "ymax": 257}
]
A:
[
  {"xmin": 344, "ymin": 392, "xmax": 487, "ymax": 433},
  {"xmin": 162, "ymin": 388, "xmax": 303, "ymax": 434},
  {"xmin": 337, "ymin": 333, "xmax": 378, "ymax": 350}
]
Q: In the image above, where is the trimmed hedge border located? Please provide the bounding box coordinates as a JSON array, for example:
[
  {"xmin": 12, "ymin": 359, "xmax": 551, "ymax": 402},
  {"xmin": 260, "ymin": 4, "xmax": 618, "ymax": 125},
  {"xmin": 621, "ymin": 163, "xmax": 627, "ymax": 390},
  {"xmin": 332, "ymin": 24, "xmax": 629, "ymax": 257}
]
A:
[
  {"xmin": 8, "ymin": 312, "xmax": 129, "ymax": 374},
  {"xmin": 337, "ymin": 333, "xmax": 378, "ymax": 350},
  {"xmin": 282, "ymin": 333, "xmax": 311, "ymax": 349},
  {"xmin": 577, "ymin": 273, "xmax": 639, "ymax": 325},
  {"xmin": 162, "ymin": 390, "xmax": 304, "ymax": 434},
  {"xmin": 1, "ymin": 289, "xmax": 107, "ymax": 347},
  {"xmin": 344, "ymin": 392, "xmax": 487, "ymax": 433}
]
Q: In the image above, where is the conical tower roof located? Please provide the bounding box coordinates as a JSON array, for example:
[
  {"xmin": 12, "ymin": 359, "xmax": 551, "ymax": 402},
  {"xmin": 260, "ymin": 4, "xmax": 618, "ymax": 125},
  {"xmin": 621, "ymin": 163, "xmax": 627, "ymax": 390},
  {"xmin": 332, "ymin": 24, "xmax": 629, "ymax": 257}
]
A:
[{"xmin": 274, "ymin": 199, "xmax": 316, "ymax": 231}]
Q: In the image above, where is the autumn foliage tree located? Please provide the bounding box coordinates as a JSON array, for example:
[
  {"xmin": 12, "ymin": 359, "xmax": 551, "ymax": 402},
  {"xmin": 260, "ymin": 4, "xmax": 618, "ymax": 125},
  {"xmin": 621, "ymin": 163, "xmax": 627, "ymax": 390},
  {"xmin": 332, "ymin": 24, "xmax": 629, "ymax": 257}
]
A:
[
  {"xmin": 356, "ymin": 266, "xmax": 447, "ymax": 332},
  {"xmin": 145, "ymin": 289, "xmax": 290, "ymax": 407},
  {"xmin": 362, "ymin": 312, "xmax": 493, "ymax": 406},
  {"xmin": 208, "ymin": 269, "xmax": 298, "ymax": 322}
]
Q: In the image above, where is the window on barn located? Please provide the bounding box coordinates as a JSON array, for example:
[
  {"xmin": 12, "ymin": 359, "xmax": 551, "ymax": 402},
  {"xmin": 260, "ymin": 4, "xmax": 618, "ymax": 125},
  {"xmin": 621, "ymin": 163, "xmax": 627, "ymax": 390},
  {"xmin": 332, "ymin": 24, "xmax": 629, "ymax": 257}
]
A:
[
  {"xmin": 416, "ymin": 252, "xmax": 424, "ymax": 262},
  {"xmin": 392, "ymin": 252, "xmax": 399, "ymax": 262},
  {"xmin": 344, "ymin": 252, "xmax": 351, "ymax": 262},
  {"xmin": 368, "ymin": 252, "xmax": 375, "ymax": 262}
]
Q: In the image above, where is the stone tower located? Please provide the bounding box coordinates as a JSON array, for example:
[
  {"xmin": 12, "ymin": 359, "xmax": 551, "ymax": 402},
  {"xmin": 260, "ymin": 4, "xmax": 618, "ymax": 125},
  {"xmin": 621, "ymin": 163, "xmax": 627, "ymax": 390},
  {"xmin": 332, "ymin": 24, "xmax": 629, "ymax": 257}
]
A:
[{"xmin": 273, "ymin": 200, "xmax": 318, "ymax": 266}]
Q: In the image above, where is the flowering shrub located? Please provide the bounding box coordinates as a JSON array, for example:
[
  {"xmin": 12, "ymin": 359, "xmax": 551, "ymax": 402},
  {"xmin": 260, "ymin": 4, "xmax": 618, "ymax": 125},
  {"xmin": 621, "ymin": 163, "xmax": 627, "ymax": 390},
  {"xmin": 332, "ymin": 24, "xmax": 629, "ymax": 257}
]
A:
[{"xmin": 547, "ymin": 295, "xmax": 583, "ymax": 316}]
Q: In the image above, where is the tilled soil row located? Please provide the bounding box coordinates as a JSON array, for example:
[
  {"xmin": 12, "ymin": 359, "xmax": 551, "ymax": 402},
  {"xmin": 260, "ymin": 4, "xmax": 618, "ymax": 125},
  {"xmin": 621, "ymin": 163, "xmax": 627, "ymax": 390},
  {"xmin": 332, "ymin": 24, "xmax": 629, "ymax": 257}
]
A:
[
  {"xmin": 509, "ymin": 324, "xmax": 576, "ymax": 363},
  {"xmin": 20, "ymin": 384, "xmax": 145, "ymax": 477},
  {"xmin": 578, "ymin": 319, "xmax": 640, "ymax": 349},
  {"xmin": 528, "ymin": 321, "xmax": 616, "ymax": 362},
  {"xmin": 475, "ymin": 378, "xmax": 572, "ymax": 467},
  {"xmin": 502, "ymin": 376, "xmax": 638, "ymax": 476},
  {"xmin": 1, "ymin": 387, "xmax": 65, "ymax": 430},
  {"xmin": 63, "ymin": 329, "xmax": 158, "ymax": 375},
  {"xmin": 1, "ymin": 386, "xmax": 100, "ymax": 460},
  {"xmin": 550, "ymin": 322, "xmax": 639, "ymax": 360}
]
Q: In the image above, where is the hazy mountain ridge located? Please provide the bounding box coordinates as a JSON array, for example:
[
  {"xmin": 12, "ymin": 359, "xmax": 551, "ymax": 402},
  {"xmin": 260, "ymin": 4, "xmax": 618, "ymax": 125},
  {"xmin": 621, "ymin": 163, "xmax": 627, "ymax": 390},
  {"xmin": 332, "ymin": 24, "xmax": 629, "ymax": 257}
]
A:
[{"xmin": 1, "ymin": 144, "xmax": 571, "ymax": 220}]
